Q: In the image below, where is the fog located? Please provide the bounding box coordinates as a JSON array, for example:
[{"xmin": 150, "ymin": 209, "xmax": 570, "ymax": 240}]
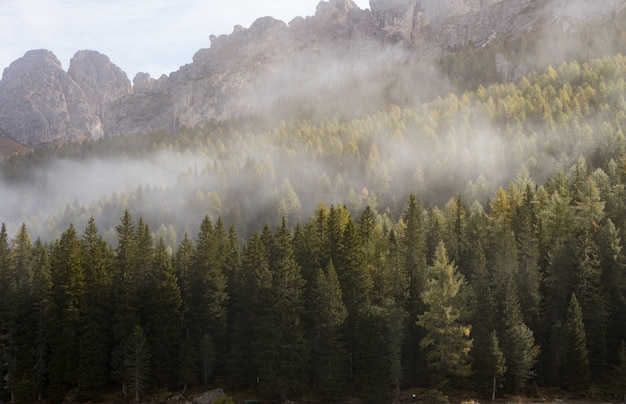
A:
[{"xmin": 1, "ymin": 3, "xmax": 623, "ymax": 245}]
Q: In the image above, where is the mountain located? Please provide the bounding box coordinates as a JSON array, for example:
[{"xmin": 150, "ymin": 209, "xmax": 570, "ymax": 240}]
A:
[{"xmin": 1, "ymin": 0, "xmax": 625, "ymax": 149}]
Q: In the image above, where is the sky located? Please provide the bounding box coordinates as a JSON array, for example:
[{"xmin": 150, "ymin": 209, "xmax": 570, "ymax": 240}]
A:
[{"xmin": 1, "ymin": 0, "xmax": 370, "ymax": 81}]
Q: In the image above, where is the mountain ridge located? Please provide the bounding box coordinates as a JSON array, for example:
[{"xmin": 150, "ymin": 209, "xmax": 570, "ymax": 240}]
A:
[{"xmin": 1, "ymin": 0, "xmax": 625, "ymax": 150}]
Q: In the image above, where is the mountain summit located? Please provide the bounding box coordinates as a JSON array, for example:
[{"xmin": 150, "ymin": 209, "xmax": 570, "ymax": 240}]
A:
[{"xmin": 1, "ymin": 0, "xmax": 625, "ymax": 147}]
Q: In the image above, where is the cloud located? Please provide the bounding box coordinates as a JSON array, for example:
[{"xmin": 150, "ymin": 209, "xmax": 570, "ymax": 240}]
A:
[{"xmin": 1, "ymin": 0, "xmax": 370, "ymax": 80}]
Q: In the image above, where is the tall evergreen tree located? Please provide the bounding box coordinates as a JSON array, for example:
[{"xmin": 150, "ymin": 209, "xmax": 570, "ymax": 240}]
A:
[
  {"xmin": 30, "ymin": 238, "xmax": 52, "ymax": 401},
  {"xmin": 227, "ymin": 233, "xmax": 271, "ymax": 388},
  {"xmin": 256, "ymin": 221, "xmax": 308, "ymax": 398},
  {"xmin": 309, "ymin": 260, "xmax": 349, "ymax": 399},
  {"xmin": 562, "ymin": 293, "xmax": 590, "ymax": 392},
  {"xmin": 486, "ymin": 330, "xmax": 506, "ymax": 401},
  {"xmin": 400, "ymin": 195, "xmax": 428, "ymax": 385},
  {"xmin": 78, "ymin": 217, "xmax": 114, "ymax": 400},
  {"xmin": 198, "ymin": 333, "xmax": 216, "ymax": 386},
  {"xmin": 189, "ymin": 216, "xmax": 228, "ymax": 373},
  {"xmin": 143, "ymin": 238, "xmax": 183, "ymax": 387},
  {"xmin": 173, "ymin": 233, "xmax": 195, "ymax": 329},
  {"xmin": 506, "ymin": 322, "xmax": 536, "ymax": 393},
  {"xmin": 48, "ymin": 224, "xmax": 85, "ymax": 400},
  {"xmin": 111, "ymin": 210, "xmax": 140, "ymax": 389},
  {"xmin": 614, "ymin": 342, "xmax": 626, "ymax": 404},
  {"xmin": 573, "ymin": 230, "xmax": 607, "ymax": 380},
  {"xmin": 177, "ymin": 330, "xmax": 197, "ymax": 393},
  {"xmin": 123, "ymin": 325, "xmax": 151, "ymax": 403},
  {"xmin": 0, "ymin": 223, "xmax": 17, "ymax": 404},
  {"xmin": 417, "ymin": 241, "xmax": 472, "ymax": 386}
]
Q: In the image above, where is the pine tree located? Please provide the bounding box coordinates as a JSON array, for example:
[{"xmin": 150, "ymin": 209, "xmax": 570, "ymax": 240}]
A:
[
  {"xmin": 198, "ymin": 333, "xmax": 216, "ymax": 386},
  {"xmin": 144, "ymin": 238, "xmax": 183, "ymax": 387},
  {"xmin": 0, "ymin": 223, "xmax": 17, "ymax": 404},
  {"xmin": 257, "ymin": 221, "xmax": 308, "ymax": 398},
  {"xmin": 227, "ymin": 232, "xmax": 271, "ymax": 388},
  {"xmin": 599, "ymin": 220, "xmax": 626, "ymax": 366},
  {"xmin": 78, "ymin": 217, "xmax": 114, "ymax": 400},
  {"xmin": 614, "ymin": 342, "xmax": 626, "ymax": 404},
  {"xmin": 573, "ymin": 230, "xmax": 607, "ymax": 380},
  {"xmin": 562, "ymin": 293, "xmax": 590, "ymax": 392},
  {"xmin": 189, "ymin": 216, "xmax": 228, "ymax": 369},
  {"xmin": 178, "ymin": 331, "xmax": 197, "ymax": 393},
  {"xmin": 417, "ymin": 241, "xmax": 472, "ymax": 386},
  {"xmin": 30, "ymin": 238, "xmax": 52, "ymax": 401},
  {"xmin": 309, "ymin": 260, "xmax": 348, "ymax": 399},
  {"xmin": 506, "ymin": 322, "xmax": 536, "ymax": 393},
  {"xmin": 111, "ymin": 210, "xmax": 140, "ymax": 389},
  {"xmin": 173, "ymin": 233, "xmax": 195, "ymax": 329},
  {"xmin": 48, "ymin": 225, "xmax": 86, "ymax": 400},
  {"xmin": 469, "ymin": 244, "xmax": 497, "ymax": 391},
  {"xmin": 123, "ymin": 325, "xmax": 151, "ymax": 403},
  {"xmin": 514, "ymin": 186, "xmax": 542, "ymax": 330},
  {"xmin": 487, "ymin": 330, "xmax": 506, "ymax": 401}
]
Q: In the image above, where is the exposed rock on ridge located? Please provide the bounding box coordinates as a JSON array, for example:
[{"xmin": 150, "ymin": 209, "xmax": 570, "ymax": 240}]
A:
[
  {"xmin": 0, "ymin": 49, "xmax": 130, "ymax": 146},
  {"xmin": 0, "ymin": 50, "xmax": 101, "ymax": 145},
  {"xmin": 1, "ymin": 0, "xmax": 626, "ymax": 146}
]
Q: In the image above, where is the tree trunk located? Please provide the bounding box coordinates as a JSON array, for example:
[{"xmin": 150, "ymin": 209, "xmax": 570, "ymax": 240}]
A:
[{"xmin": 492, "ymin": 374, "xmax": 496, "ymax": 401}]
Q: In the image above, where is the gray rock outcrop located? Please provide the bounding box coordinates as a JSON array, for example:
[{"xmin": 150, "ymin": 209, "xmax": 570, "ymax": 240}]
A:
[
  {"xmin": 192, "ymin": 388, "xmax": 226, "ymax": 404},
  {"xmin": 1, "ymin": 0, "xmax": 626, "ymax": 146},
  {"xmin": 0, "ymin": 50, "xmax": 101, "ymax": 145},
  {"xmin": 0, "ymin": 49, "xmax": 131, "ymax": 146},
  {"xmin": 68, "ymin": 50, "xmax": 131, "ymax": 116}
]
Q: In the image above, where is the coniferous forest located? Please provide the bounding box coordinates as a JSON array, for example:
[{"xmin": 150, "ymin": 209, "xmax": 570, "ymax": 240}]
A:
[{"xmin": 5, "ymin": 29, "xmax": 626, "ymax": 404}]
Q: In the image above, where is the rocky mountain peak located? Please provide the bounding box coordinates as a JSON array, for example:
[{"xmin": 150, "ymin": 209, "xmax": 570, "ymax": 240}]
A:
[
  {"xmin": 0, "ymin": 49, "xmax": 102, "ymax": 146},
  {"xmin": 1, "ymin": 49, "xmax": 62, "ymax": 80},
  {"xmin": 2, "ymin": 0, "xmax": 626, "ymax": 148},
  {"xmin": 68, "ymin": 50, "xmax": 131, "ymax": 116},
  {"xmin": 315, "ymin": 0, "xmax": 360, "ymax": 23},
  {"xmin": 0, "ymin": 49, "xmax": 133, "ymax": 146}
]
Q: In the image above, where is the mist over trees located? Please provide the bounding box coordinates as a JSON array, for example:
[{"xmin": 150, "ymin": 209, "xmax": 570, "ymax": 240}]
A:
[{"xmin": 4, "ymin": 15, "xmax": 626, "ymax": 403}]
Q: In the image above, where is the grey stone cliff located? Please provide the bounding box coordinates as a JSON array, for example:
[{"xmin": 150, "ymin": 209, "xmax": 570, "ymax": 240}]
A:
[{"xmin": 1, "ymin": 0, "xmax": 626, "ymax": 146}]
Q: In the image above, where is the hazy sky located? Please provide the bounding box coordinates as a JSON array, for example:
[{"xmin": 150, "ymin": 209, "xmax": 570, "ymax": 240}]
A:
[{"xmin": 1, "ymin": 0, "xmax": 369, "ymax": 81}]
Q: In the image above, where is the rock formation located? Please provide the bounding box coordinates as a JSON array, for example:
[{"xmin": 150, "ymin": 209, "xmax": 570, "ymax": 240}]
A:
[
  {"xmin": 0, "ymin": 49, "xmax": 130, "ymax": 146},
  {"xmin": 68, "ymin": 50, "xmax": 131, "ymax": 116},
  {"xmin": 1, "ymin": 0, "xmax": 626, "ymax": 147}
]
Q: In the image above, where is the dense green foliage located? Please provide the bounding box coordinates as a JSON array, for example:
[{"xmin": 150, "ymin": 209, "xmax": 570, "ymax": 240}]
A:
[{"xmin": 4, "ymin": 48, "xmax": 626, "ymax": 402}]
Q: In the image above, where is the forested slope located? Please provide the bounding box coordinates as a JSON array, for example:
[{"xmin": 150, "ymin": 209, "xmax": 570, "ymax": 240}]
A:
[{"xmin": 3, "ymin": 53, "xmax": 626, "ymax": 402}]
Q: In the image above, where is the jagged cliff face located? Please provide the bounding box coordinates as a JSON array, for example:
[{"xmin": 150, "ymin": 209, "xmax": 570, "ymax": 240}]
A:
[
  {"xmin": 1, "ymin": 0, "xmax": 625, "ymax": 146},
  {"xmin": 0, "ymin": 49, "xmax": 130, "ymax": 146}
]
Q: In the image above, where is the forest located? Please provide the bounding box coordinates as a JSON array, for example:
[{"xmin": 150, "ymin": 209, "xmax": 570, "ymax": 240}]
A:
[{"xmin": 3, "ymin": 22, "xmax": 626, "ymax": 403}]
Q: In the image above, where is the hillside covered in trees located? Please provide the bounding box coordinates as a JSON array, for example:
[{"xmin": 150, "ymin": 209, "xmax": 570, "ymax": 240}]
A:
[{"xmin": 4, "ymin": 33, "xmax": 626, "ymax": 404}]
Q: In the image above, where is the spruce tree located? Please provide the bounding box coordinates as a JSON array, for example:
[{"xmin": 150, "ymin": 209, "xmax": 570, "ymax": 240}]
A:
[
  {"xmin": 309, "ymin": 260, "xmax": 348, "ymax": 399},
  {"xmin": 417, "ymin": 241, "xmax": 472, "ymax": 385},
  {"xmin": 614, "ymin": 342, "xmax": 626, "ymax": 404},
  {"xmin": 506, "ymin": 323, "xmax": 536, "ymax": 393},
  {"xmin": 48, "ymin": 224, "xmax": 86, "ymax": 400},
  {"xmin": 487, "ymin": 330, "xmax": 506, "ymax": 401},
  {"xmin": 189, "ymin": 216, "xmax": 228, "ymax": 368},
  {"xmin": 78, "ymin": 217, "xmax": 114, "ymax": 400},
  {"xmin": 227, "ymin": 232, "xmax": 271, "ymax": 388},
  {"xmin": 112, "ymin": 210, "xmax": 140, "ymax": 389},
  {"xmin": 178, "ymin": 331, "xmax": 197, "ymax": 393},
  {"xmin": 144, "ymin": 238, "xmax": 183, "ymax": 387},
  {"xmin": 257, "ymin": 221, "xmax": 308, "ymax": 398},
  {"xmin": 123, "ymin": 325, "xmax": 151, "ymax": 403},
  {"xmin": 173, "ymin": 233, "xmax": 195, "ymax": 329},
  {"xmin": 198, "ymin": 333, "xmax": 216, "ymax": 386},
  {"xmin": 573, "ymin": 230, "xmax": 607, "ymax": 381},
  {"xmin": 0, "ymin": 223, "xmax": 16, "ymax": 404},
  {"xmin": 30, "ymin": 238, "xmax": 52, "ymax": 400},
  {"xmin": 562, "ymin": 293, "xmax": 590, "ymax": 392}
]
